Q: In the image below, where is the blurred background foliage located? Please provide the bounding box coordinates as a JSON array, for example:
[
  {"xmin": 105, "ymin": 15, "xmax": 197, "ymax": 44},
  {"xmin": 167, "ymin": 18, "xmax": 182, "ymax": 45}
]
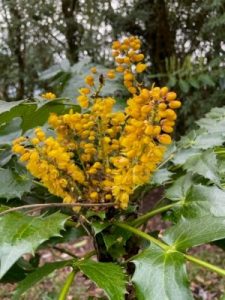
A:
[{"xmin": 0, "ymin": 0, "xmax": 224, "ymax": 135}]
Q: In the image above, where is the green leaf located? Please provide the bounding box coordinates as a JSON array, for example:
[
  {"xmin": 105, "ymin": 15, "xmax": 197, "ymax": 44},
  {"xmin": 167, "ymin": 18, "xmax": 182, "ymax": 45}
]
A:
[
  {"xmin": 177, "ymin": 130, "xmax": 198, "ymax": 149},
  {"xmin": 0, "ymin": 168, "xmax": 32, "ymax": 200},
  {"xmin": 188, "ymin": 78, "xmax": 200, "ymax": 89},
  {"xmin": 177, "ymin": 129, "xmax": 224, "ymax": 150},
  {"xmin": 179, "ymin": 79, "xmax": 190, "ymax": 93},
  {"xmin": 163, "ymin": 184, "xmax": 225, "ymax": 249},
  {"xmin": 91, "ymin": 221, "xmax": 110, "ymax": 235},
  {"xmin": 0, "ymin": 211, "xmax": 68, "ymax": 279},
  {"xmin": 152, "ymin": 168, "xmax": 173, "ymax": 185},
  {"xmin": 183, "ymin": 150, "xmax": 220, "ymax": 185},
  {"xmin": 0, "ymin": 99, "xmax": 80, "ymax": 133},
  {"xmin": 132, "ymin": 245, "xmax": 193, "ymax": 300},
  {"xmin": 76, "ymin": 259, "xmax": 126, "ymax": 300},
  {"xmin": 43, "ymin": 226, "xmax": 86, "ymax": 247},
  {"xmin": 58, "ymin": 59, "xmax": 126, "ymax": 101},
  {"xmin": 197, "ymin": 118, "xmax": 225, "ymax": 133},
  {"xmin": 167, "ymin": 183, "xmax": 225, "ymax": 219},
  {"xmin": 0, "ymin": 100, "xmax": 24, "ymax": 114},
  {"xmin": 163, "ymin": 215, "xmax": 225, "ymax": 251},
  {"xmin": 194, "ymin": 132, "xmax": 225, "ymax": 149},
  {"xmin": 0, "ymin": 147, "xmax": 13, "ymax": 167},
  {"xmin": 165, "ymin": 174, "xmax": 193, "ymax": 202},
  {"xmin": 168, "ymin": 76, "xmax": 176, "ymax": 87},
  {"xmin": 184, "ymin": 185, "xmax": 225, "ymax": 217},
  {"xmin": 199, "ymin": 74, "xmax": 215, "ymax": 87},
  {"xmin": 172, "ymin": 148, "xmax": 200, "ymax": 165},
  {"xmin": 0, "ymin": 118, "xmax": 22, "ymax": 145},
  {"xmin": 13, "ymin": 260, "xmax": 72, "ymax": 299}
]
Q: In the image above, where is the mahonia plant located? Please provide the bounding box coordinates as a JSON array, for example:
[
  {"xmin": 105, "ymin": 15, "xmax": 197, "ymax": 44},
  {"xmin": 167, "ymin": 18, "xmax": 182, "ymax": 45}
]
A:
[
  {"xmin": 12, "ymin": 36, "xmax": 181, "ymax": 210},
  {"xmin": 4, "ymin": 36, "xmax": 225, "ymax": 300}
]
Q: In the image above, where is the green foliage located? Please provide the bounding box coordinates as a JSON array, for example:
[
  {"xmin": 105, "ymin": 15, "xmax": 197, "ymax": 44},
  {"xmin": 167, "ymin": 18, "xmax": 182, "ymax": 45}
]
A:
[
  {"xmin": 76, "ymin": 259, "xmax": 127, "ymax": 300},
  {"xmin": 0, "ymin": 168, "xmax": 32, "ymax": 200},
  {"xmin": 0, "ymin": 96, "xmax": 225, "ymax": 298},
  {"xmin": 0, "ymin": 211, "xmax": 68, "ymax": 279},
  {"xmin": 13, "ymin": 260, "xmax": 72, "ymax": 299},
  {"xmin": 132, "ymin": 245, "xmax": 193, "ymax": 300},
  {"xmin": 0, "ymin": 99, "xmax": 80, "ymax": 134},
  {"xmin": 39, "ymin": 58, "xmax": 127, "ymax": 106}
]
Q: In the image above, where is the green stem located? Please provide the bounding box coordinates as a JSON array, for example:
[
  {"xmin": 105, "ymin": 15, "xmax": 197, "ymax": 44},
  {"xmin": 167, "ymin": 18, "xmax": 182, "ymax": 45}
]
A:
[
  {"xmin": 115, "ymin": 222, "xmax": 225, "ymax": 277},
  {"xmin": 131, "ymin": 202, "xmax": 179, "ymax": 227},
  {"xmin": 58, "ymin": 268, "xmax": 77, "ymax": 300},
  {"xmin": 114, "ymin": 222, "xmax": 169, "ymax": 251},
  {"xmin": 53, "ymin": 246, "xmax": 77, "ymax": 258},
  {"xmin": 184, "ymin": 254, "xmax": 225, "ymax": 277}
]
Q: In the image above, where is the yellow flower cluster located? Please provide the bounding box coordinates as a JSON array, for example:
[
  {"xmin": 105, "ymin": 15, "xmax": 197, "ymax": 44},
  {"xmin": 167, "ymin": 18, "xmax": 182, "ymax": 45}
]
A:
[
  {"xmin": 13, "ymin": 36, "xmax": 181, "ymax": 209},
  {"xmin": 41, "ymin": 92, "xmax": 56, "ymax": 100},
  {"xmin": 112, "ymin": 36, "xmax": 147, "ymax": 95}
]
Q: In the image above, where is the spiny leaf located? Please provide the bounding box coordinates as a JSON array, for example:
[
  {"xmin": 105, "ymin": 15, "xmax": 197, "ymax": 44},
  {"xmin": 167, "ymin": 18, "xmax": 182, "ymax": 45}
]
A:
[
  {"xmin": 76, "ymin": 259, "xmax": 126, "ymax": 300},
  {"xmin": 165, "ymin": 174, "xmax": 193, "ymax": 202},
  {"xmin": 13, "ymin": 260, "xmax": 72, "ymax": 299},
  {"xmin": 183, "ymin": 149, "xmax": 220, "ymax": 185},
  {"xmin": 163, "ymin": 215, "xmax": 225, "ymax": 251},
  {"xmin": 163, "ymin": 184, "xmax": 225, "ymax": 250},
  {"xmin": 0, "ymin": 99, "xmax": 80, "ymax": 133},
  {"xmin": 184, "ymin": 185, "xmax": 225, "ymax": 217},
  {"xmin": 0, "ymin": 168, "xmax": 32, "ymax": 200},
  {"xmin": 0, "ymin": 118, "xmax": 22, "ymax": 146},
  {"xmin": 152, "ymin": 168, "xmax": 173, "ymax": 185},
  {"xmin": 172, "ymin": 148, "xmax": 200, "ymax": 165},
  {"xmin": 132, "ymin": 245, "xmax": 193, "ymax": 300},
  {"xmin": 0, "ymin": 211, "xmax": 68, "ymax": 279}
]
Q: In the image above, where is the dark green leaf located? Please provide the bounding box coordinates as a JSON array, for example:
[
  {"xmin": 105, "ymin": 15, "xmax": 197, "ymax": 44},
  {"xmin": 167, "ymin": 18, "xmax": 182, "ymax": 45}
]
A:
[
  {"xmin": 172, "ymin": 148, "xmax": 200, "ymax": 165},
  {"xmin": 0, "ymin": 99, "xmax": 80, "ymax": 133},
  {"xmin": 0, "ymin": 147, "xmax": 13, "ymax": 167},
  {"xmin": 165, "ymin": 174, "xmax": 193, "ymax": 202},
  {"xmin": 163, "ymin": 215, "xmax": 225, "ymax": 251},
  {"xmin": 199, "ymin": 74, "xmax": 215, "ymax": 87},
  {"xmin": 77, "ymin": 259, "xmax": 126, "ymax": 300},
  {"xmin": 183, "ymin": 150, "xmax": 220, "ymax": 185},
  {"xmin": 152, "ymin": 168, "xmax": 173, "ymax": 185},
  {"xmin": 13, "ymin": 260, "xmax": 72, "ymax": 299},
  {"xmin": 0, "ymin": 168, "xmax": 32, "ymax": 200},
  {"xmin": 0, "ymin": 118, "xmax": 22, "ymax": 145},
  {"xmin": 92, "ymin": 221, "xmax": 110, "ymax": 235},
  {"xmin": 188, "ymin": 78, "xmax": 200, "ymax": 89},
  {"xmin": 179, "ymin": 79, "xmax": 190, "ymax": 93},
  {"xmin": 0, "ymin": 211, "xmax": 68, "ymax": 279},
  {"xmin": 132, "ymin": 245, "xmax": 193, "ymax": 300}
]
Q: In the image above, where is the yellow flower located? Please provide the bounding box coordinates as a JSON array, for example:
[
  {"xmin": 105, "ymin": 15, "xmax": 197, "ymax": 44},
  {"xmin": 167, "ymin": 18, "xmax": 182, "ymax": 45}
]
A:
[
  {"xmin": 85, "ymin": 75, "xmax": 94, "ymax": 86},
  {"xmin": 13, "ymin": 36, "xmax": 181, "ymax": 210},
  {"xmin": 41, "ymin": 92, "xmax": 56, "ymax": 100},
  {"xmin": 136, "ymin": 63, "xmax": 147, "ymax": 73}
]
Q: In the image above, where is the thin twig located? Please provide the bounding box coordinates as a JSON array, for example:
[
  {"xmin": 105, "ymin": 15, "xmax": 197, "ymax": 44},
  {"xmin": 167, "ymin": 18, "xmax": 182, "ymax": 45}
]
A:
[
  {"xmin": 0, "ymin": 202, "xmax": 114, "ymax": 217},
  {"xmin": 53, "ymin": 246, "xmax": 77, "ymax": 258}
]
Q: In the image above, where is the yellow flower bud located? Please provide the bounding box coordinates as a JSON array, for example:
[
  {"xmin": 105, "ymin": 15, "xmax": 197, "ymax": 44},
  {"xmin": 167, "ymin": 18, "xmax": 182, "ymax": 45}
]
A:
[
  {"xmin": 112, "ymin": 41, "xmax": 121, "ymax": 50},
  {"xmin": 91, "ymin": 67, "xmax": 97, "ymax": 74},
  {"xmin": 166, "ymin": 92, "xmax": 177, "ymax": 101},
  {"xmin": 136, "ymin": 63, "xmax": 147, "ymax": 73},
  {"xmin": 85, "ymin": 75, "xmax": 94, "ymax": 86},
  {"xmin": 124, "ymin": 73, "xmax": 134, "ymax": 81},
  {"xmin": 169, "ymin": 100, "xmax": 181, "ymax": 109},
  {"xmin": 160, "ymin": 87, "xmax": 169, "ymax": 97},
  {"xmin": 90, "ymin": 192, "xmax": 98, "ymax": 200},
  {"xmin": 157, "ymin": 134, "xmax": 172, "ymax": 145},
  {"xmin": 162, "ymin": 125, "xmax": 173, "ymax": 133}
]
